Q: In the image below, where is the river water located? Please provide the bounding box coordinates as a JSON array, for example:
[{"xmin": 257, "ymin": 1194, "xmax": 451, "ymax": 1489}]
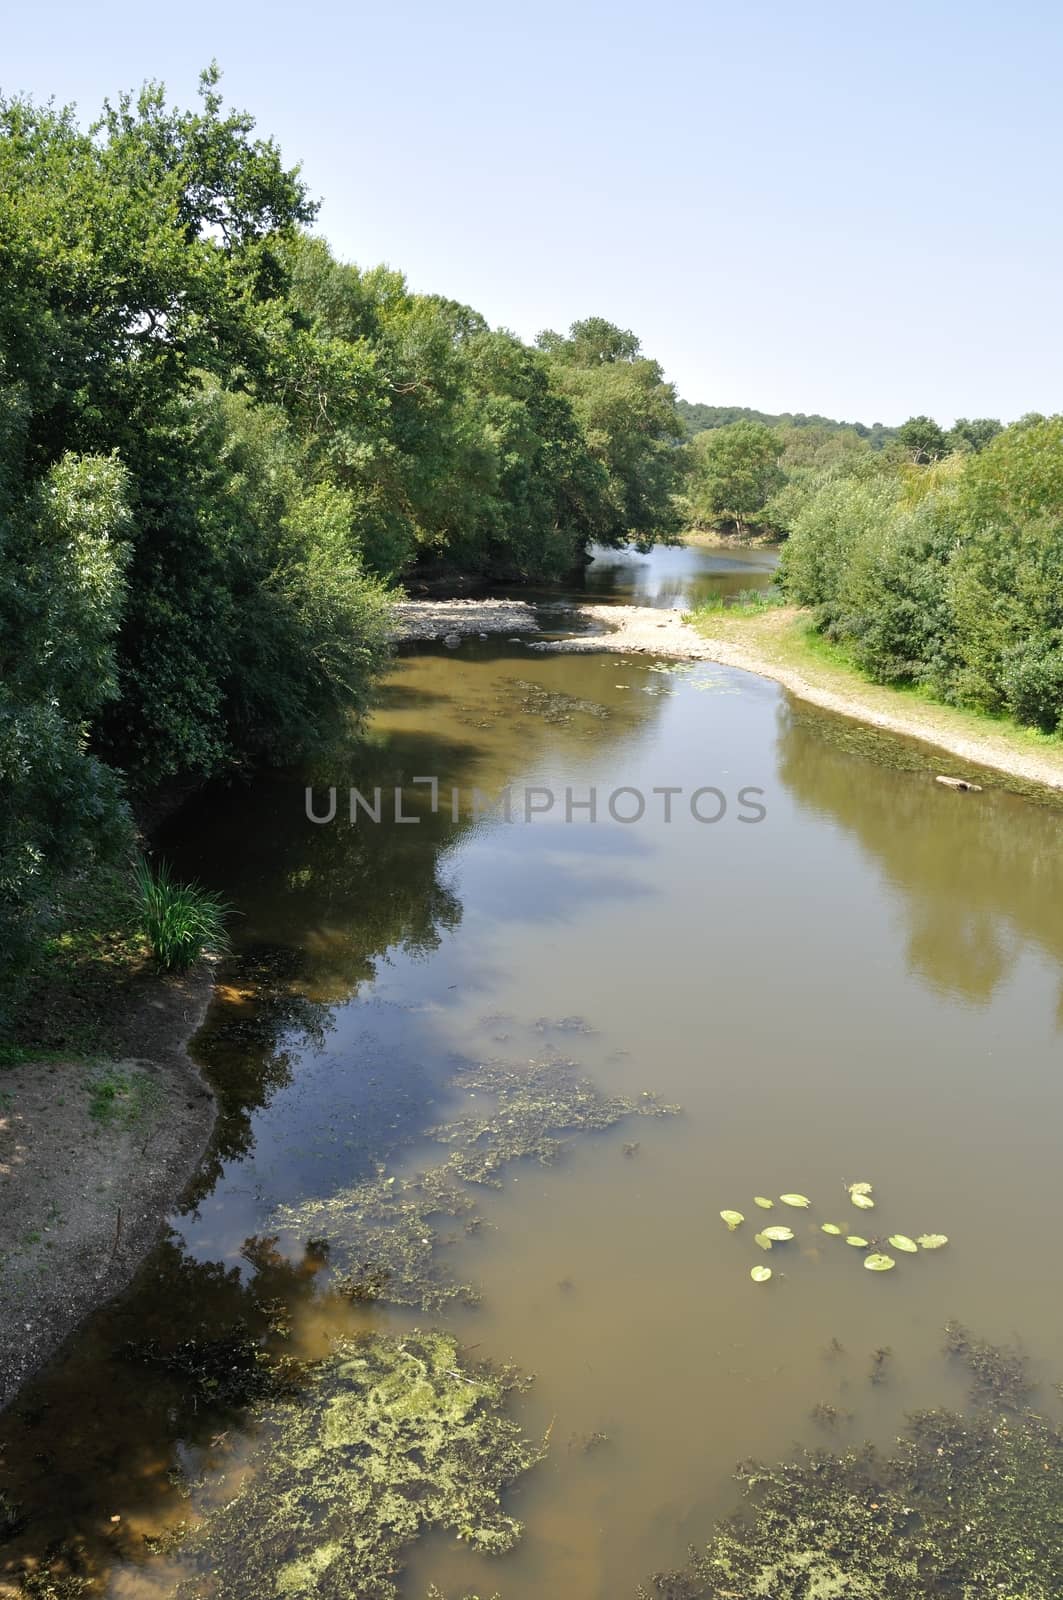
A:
[{"xmin": 3, "ymin": 541, "xmax": 1063, "ymax": 1598}]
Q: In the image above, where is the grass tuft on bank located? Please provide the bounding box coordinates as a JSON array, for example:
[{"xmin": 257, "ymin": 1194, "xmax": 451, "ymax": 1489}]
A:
[{"xmin": 1, "ymin": 856, "xmax": 228, "ymax": 1064}]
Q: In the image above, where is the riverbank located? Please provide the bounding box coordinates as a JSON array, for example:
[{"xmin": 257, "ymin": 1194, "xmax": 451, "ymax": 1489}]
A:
[
  {"xmin": 532, "ymin": 601, "xmax": 1063, "ymax": 793},
  {"xmin": 681, "ymin": 527, "xmax": 784, "ymax": 550},
  {"xmin": 391, "ymin": 596, "xmax": 542, "ymax": 642},
  {"xmin": 0, "ymin": 964, "xmax": 216, "ymax": 1410}
]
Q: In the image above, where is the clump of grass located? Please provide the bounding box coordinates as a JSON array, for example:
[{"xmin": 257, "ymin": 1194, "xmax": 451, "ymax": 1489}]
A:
[
  {"xmin": 133, "ymin": 856, "xmax": 231, "ymax": 972},
  {"xmin": 692, "ymin": 585, "xmax": 785, "ymax": 618},
  {"xmin": 84, "ymin": 1063, "xmax": 161, "ymax": 1128}
]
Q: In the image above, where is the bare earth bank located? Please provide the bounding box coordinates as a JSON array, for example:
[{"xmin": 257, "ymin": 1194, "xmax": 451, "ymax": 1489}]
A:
[{"xmin": 0, "ymin": 966, "xmax": 216, "ymax": 1410}]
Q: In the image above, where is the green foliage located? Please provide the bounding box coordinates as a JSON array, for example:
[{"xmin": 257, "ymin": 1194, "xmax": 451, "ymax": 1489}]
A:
[
  {"xmin": 947, "ymin": 416, "xmax": 1003, "ymax": 454},
  {"xmin": 133, "ymin": 856, "xmax": 230, "ymax": 971},
  {"xmin": 2, "ymin": 70, "xmax": 683, "ymax": 961},
  {"xmin": 898, "ymin": 413, "xmax": 950, "ymax": 463},
  {"xmin": 536, "ymin": 318, "xmax": 685, "ymax": 546},
  {"xmin": 676, "ymin": 399, "xmax": 898, "ymax": 450},
  {"xmin": 777, "ymin": 416, "xmax": 1063, "ymax": 734},
  {"xmin": 0, "ymin": 453, "xmax": 134, "ymax": 959},
  {"xmin": 687, "ymin": 421, "xmax": 784, "ymax": 533}
]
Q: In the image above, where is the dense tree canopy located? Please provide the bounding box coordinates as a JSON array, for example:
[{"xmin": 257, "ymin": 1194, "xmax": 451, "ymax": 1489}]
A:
[
  {"xmin": 536, "ymin": 318, "xmax": 685, "ymax": 546},
  {"xmin": 0, "ymin": 70, "xmax": 681, "ymax": 956},
  {"xmin": 778, "ymin": 417, "xmax": 1063, "ymax": 734},
  {"xmin": 687, "ymin": 421, "xmax": 784, "ymax": 534}
]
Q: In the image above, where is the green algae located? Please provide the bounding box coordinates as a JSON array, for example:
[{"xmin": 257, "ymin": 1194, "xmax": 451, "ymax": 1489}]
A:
[
  {"xmin": 171, "ymin": 1331, "xmax": 542, "ymax": 1600},
  {"xmin": 640, "ymin": 1329, "xmax": 1063, "ymax": 1600},
  {"xmin": 423, "ymin": 1056, "xmax": 677, "ymax": 1185},
  {"xmin": 273, "ymin": 1054, "xmax": 678, "ymax": 1310}
]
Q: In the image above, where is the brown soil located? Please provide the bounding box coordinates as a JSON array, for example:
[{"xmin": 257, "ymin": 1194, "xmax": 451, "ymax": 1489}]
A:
[{"xmin": 0, "ymin": 965, "xmax": 216, "ymax": 1410}]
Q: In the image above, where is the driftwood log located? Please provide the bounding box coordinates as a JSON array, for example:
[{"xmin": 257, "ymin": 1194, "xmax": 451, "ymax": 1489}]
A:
[{"xmin": 935, "ymin": 774, "xmax": 983, "ymax": 793}]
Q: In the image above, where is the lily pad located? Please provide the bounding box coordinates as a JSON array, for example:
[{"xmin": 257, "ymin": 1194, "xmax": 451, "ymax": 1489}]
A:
[
  {"xmin": 889, "ymin": 1235, "xmax": 919, "ymax": 1253},
  {"xmin": 754, "ymin": 1196, "xmax": 774, "ymax": 1209},
  {"xmin": 848, "ymin": 1182, "xmax": 873, "ymax": 1197},
  {"xmin": 820, "ymin": 1223, "xmax": 843, "ymax": 1235},
  {"xmin": 851, "ymin": 1192, "xmax": 876, "ymax": 1210},
  {"xmin": 917, "ymin": 1233, "xmax": 949, "ymax": 1250},
  {"xmin": 754, "ymin": 1232, "xmax": 773, "ymax": 1251},
  {"xmin": 846, "ymin": 1235, "xmax": 869, "ymax": 1248},
  {"xmin": 720, "ymin": 1210, "xmax": 745, "ymax": 1230},
  {"xmin": 762, "ymin": 1225, "xmax": 795, "ymax": 1242},
  {"xmin": 779, "ymin": 1194, "xmax": 811, "ymax": 1208},
  {"xmin": 750, "ymin": 1265, "xmax": 772, "ymax": 1283},
  {"xmin": 864, "ymin": 1253, "xmax": 896, "ymax": 1272}
]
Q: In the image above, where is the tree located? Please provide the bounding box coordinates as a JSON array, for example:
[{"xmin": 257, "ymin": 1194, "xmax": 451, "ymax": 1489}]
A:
[
  {"xmin": 0, "ymin": 454, "xmax": 133, "ymax": 955},
  {"xmin": 947, "ymin": 417, "xmax": 1002, "ymax": 455},
  {"xmin": 536, "ymin": 319, "xmax": 685, "ymax": 546},
  {"xmin": 898, "ymin": 415, "xmax": 950, "ymax": 464},
  {"xmin": 688, "ymin": 421, "xmax": 784, "ymax": 535}
]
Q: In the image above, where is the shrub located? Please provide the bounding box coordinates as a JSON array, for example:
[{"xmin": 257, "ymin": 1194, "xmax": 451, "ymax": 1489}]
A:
[{"xmin": 133, "ymin": 857, "xmax": 231, "ymax": 971}]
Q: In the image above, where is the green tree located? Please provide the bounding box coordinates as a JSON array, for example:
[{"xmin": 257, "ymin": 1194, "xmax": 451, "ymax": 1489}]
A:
[
  {"xmin": 898, "ymin": 415, "xmax": 950, "ymax": 463},
  {"xmin": 947, "ymin": 417, "xmax": 1002, "ymax": 454},
  {"xmin": 536, "ymin": 319, "xmax": 685, "ymax": 546},
  {"xmin": 688, "ymin": 421, "xmax": 784, "ymax": 535}
]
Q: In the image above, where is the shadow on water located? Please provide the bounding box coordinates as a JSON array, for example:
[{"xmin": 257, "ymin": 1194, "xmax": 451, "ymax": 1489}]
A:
[
  {"xmin": 0, "ymin": 643, "xmax": 671, "ymax": 1598},
  {"xmin": 777, "ymin": 699, "xmax": 1063, "ymax": 1008}
]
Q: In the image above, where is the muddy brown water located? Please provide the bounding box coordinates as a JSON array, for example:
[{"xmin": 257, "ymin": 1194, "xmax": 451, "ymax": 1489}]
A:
[{"xmin": 3, "ymin": 544, "xmax": 1063, "ymax": 1598}]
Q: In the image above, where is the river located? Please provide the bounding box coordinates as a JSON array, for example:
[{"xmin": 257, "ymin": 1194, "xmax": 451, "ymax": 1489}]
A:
[{"xmin": 3, "ymin": 540, "xmax": 1063, "ymax": 1598}]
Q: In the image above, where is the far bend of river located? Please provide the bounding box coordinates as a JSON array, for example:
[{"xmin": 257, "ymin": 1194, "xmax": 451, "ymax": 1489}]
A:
[
  {"xmin": 3, "ymin": 542, "xmax": 1063, "ymax": 1599},
  {"xmin": 576, "ymin": 538, "xmax": 777, "ymax": 607}
]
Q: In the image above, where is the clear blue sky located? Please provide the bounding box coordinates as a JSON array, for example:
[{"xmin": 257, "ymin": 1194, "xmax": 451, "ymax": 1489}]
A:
[{"xmin": 6, "ymin": 0, "xmax": 1061, "ymax": 425}]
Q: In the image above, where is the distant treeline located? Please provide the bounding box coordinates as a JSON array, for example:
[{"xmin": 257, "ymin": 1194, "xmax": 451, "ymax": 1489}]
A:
[
  {"xmin": 676, "ymin": 399, "xmax": 898, "ymax": 450},
  {"xmin": 685, "ymin": 405, "xmax": 1063, "ymax": 739},
  {"xmin": 0, "ymin": 69, "xmax": 683, "ymax": 958}
]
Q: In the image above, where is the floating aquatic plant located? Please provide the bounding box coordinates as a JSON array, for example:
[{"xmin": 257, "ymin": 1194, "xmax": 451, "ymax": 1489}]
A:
[
  {"xmin": 750, "ymin": 1266, "xmax": 772, "ymax": 1283},
  {"xmin": 718, "ymin": 1178, "xmax": 950, "ymax": 1288}
]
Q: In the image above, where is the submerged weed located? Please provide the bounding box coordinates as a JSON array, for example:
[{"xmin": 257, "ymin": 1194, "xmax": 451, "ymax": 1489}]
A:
[
  {"xmin": 274, "ymin": 1054, "xmax": 678, "ymax": 1311},
  {"xmin": 171, "ymin": 1332, "xmax": 544, "ymax": 1600},
  {"xmin": 641, "ymin": 1328, "xmax": 1060, "ymax": 1600}
]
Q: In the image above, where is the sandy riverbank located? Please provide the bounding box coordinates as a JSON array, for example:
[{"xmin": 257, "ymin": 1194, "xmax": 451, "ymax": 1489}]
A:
[
  {"xmin": 0, "ymin": 966, "xmax": 216, "ymax": 1410},
  {"xmin": 531, "ymin": 602, "xmax": 1063, "ymax": 793}
]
